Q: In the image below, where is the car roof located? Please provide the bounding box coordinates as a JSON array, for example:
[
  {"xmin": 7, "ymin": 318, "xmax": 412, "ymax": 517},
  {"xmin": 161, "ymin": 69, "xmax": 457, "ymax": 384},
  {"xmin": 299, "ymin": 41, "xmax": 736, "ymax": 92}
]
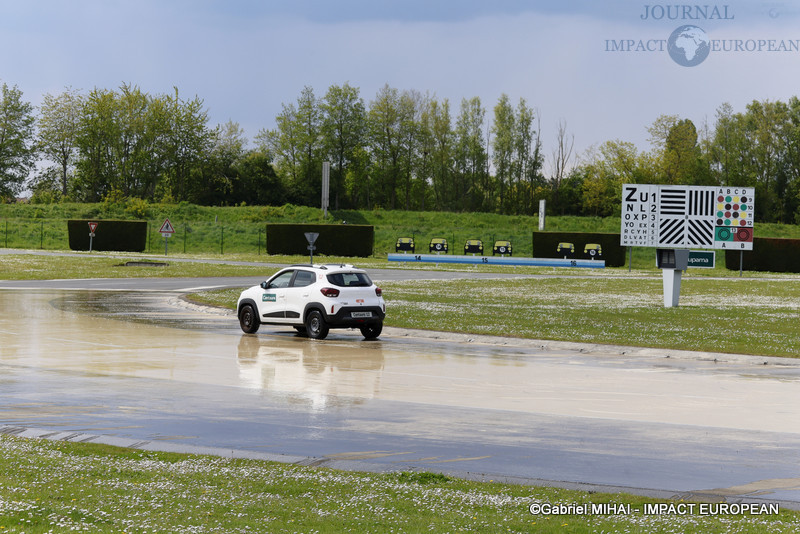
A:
[{"xmin": 281, "ymin": 264, "xmax": 365, "ymax": 273}]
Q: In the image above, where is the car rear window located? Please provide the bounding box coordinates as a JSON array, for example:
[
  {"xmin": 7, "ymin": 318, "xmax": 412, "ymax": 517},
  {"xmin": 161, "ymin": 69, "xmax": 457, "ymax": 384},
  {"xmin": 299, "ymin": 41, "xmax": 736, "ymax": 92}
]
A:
[{"xmin": 326, "ymin": 272, "xmax": 372, "ymax": 287}]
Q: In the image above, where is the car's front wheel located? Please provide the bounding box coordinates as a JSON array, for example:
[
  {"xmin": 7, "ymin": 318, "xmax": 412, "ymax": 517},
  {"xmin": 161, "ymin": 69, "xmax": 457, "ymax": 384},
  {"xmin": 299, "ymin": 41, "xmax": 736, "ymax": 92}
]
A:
[
  {"xmin": 360, "ymin": 322, "xmax": 382, "ymax": 340},
  {"xmin": 238, "ymin": 304, "xmax": 260, "ymax": 334},
  {"xmin": 305, "ymin": 310, "xmax": 329, "ymax": 340}
]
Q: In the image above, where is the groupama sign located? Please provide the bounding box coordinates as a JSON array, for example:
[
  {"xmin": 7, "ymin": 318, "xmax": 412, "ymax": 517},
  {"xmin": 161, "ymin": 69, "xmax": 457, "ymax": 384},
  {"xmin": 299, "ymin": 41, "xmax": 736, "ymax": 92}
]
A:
[{"xmin": 620, "ymin": 184, "xmax": 754, "ymax": 251}]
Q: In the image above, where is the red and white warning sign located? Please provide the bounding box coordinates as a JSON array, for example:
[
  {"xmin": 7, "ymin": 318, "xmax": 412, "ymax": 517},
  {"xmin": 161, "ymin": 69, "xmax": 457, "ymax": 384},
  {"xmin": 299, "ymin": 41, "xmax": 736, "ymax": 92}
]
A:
[
  {"xmin": 159, "ymin": 218, "xmax": 175, "ymax": 238},
  {"xmin": 88, "ymin": 221, "xmax": 98, "ymax": 235}
]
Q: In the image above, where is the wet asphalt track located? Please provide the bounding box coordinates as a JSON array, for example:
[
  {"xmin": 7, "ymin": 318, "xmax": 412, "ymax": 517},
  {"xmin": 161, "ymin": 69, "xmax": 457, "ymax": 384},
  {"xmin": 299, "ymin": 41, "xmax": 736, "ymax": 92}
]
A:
[{"xmin": 1, "ymin": 272, "xmax": 799, "ymax": 508}]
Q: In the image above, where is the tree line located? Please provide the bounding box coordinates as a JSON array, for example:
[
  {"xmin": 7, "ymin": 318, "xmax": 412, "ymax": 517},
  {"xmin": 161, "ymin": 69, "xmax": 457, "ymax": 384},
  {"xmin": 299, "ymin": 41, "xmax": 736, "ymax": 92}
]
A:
[
  {"xmin": 2, "ymin": 80, "xmax": 800, "ymax": 223},
  {"xmin": 578, "ymin": 99, "xmax": 800, "ymax": 223}
]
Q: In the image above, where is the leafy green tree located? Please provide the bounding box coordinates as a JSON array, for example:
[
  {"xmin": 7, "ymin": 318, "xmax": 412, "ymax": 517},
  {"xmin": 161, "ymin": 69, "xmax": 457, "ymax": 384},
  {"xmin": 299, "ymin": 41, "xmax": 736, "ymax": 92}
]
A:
[
  {"xmin": 549, "ymin": 119, "xmax": 575, "ymax": 214},
  {"xmin": 230, "ymin": 150, "xmax": 283, "ymax": 206},
  {"xmin": 294, "ymin": 86, "xmax": 323, "ymax": 205},
  {"xmin": 0, "ymin": 83, "xmax": 36, "ymax": 200},
  {"xmin": 710, "ymin": 100, "xmax": 789, "ymax": 221},
  {"xmin": 37, "ymin": 87, "xmax": 83, "ymax": 197},
  {"xmin": 257, "ymin": 102, "xmax": 300, "ymax": 192},
  {"xmin": 190, "ymin": 120, "xmax": 246, "ymax": 205},
  {"xmin": 646, "ymin": 114, "xmax": 680, "ymax": 150},
  {"xmin": 368, "ymin": 84, "xmax": 403, "ymax": 209},
  {"xmin": 491, "ymin": 94, "xmax": 515, "ymax": 212},
  {"xmin": 344, "ymin": 145, "xmax": 372, "ymax": 208},
  {"xmin": 579, "ymin": 140, "xmax": 654, "ymax": 216},
  {"xmin": 74, "ymin": 87, "xmax": 117, "ymax": 201},
  {"xmin": 454, "ymin": 97, "xmax": 489, "ymax": 211},
  {"xmin": 397, "ymin": 90, "xmax": 426, "ymax": 211},
  {"xmin": 663, "ymin": 118, "xmax": 703, "ymax": 184},
  {"xmin": 427, "ymin": 97, "xmax": 455, "ymax": 211},
  {"xmin": 490, "ymin": 95, "xmax": 543, "ymax": 215},
  {"xmin": 511, "ymin": 98, "xmax": 544, "ymax": 215},
  {"xmin": 162, "ymin": 88, "xmax": 212, "ymax": 202},
  {"xmin": 321, "ymin": 83, "xmax": 366, "ymax": 209},
  {"xmin": 259, "ymin": 86, "xmax": 323, "ymax": 206},
  {"xmin": 710, "ymin": 103, "xmax": 742, "ymax": 185}
]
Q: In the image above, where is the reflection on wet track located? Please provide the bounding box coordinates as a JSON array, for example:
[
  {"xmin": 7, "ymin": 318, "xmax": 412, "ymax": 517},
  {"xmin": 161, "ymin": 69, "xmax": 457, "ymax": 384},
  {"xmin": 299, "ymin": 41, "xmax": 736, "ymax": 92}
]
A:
[{"xmin": 2, "ymin": 288, "xmax": 800, "ymax": 505}]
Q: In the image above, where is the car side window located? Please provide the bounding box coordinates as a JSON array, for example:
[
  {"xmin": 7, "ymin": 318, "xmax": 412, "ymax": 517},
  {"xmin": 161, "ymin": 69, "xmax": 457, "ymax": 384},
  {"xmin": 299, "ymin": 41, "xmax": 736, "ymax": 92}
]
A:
[
  {"xmin": 269, "ymin": 271, "xmax": 294, "ymax": 289},
  {"xmin": 292, "ymin": 270, "xmax": 315, "ymax": 288}
]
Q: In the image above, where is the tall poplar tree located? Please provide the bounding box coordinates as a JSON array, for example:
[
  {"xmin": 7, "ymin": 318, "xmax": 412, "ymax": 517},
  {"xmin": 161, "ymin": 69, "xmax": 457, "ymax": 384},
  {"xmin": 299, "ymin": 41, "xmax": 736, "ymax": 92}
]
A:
[
  {"xmin": 454, "ymin": 97, "xmax": 488, "ymax": 212},
  {"xmin": 321, "ymin": 83, "xmax": 366, "ymax": 209},
  {"xmin": 491, "ymin": 94, "xmax": 515, "ymax": 213},
  {"xmin": 38, "ymin": 87, "xmax": 83, "ymax": 196},
  {"xmin": 0, "ymin": 83, "xmax": 36, "ymax": 200}
]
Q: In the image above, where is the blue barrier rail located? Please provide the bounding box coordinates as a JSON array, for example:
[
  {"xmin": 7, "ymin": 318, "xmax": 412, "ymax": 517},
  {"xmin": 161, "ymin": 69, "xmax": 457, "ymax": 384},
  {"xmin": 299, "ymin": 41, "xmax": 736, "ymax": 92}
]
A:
[{"xmin": 387, "ymin": 253, "xmax": 605, "ymax": 268}]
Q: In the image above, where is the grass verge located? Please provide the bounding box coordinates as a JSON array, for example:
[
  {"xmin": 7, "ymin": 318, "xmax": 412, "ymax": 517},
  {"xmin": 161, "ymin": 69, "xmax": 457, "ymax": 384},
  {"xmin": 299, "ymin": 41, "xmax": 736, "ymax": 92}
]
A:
[
  {"xmin": 192, "ymin": 275, "xmax": 800, "ymax": 358},
  {"xmin": 1, "ymin": 435, "xmax": 798, "ymax": 533}
]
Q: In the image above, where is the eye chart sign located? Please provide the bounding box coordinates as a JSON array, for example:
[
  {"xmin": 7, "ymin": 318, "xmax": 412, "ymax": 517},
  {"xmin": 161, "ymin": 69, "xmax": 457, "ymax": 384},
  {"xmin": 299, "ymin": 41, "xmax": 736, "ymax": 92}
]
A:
[
  {"xmin": 620, "ymin": 184, "xmax": 658, "ymax": 247},
  {"xmin": 621, "ymin": 185, "xmax": 754, "ymax": 250}
]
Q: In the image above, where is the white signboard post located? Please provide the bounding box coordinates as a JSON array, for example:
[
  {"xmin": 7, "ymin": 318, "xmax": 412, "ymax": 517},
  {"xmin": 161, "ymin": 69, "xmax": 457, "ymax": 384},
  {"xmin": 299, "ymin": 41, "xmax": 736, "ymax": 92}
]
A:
[
  {"xmin": 304, "ymin": 232, "xmax": 319, "ymax": 265},
  {"xmin": 621, "ymin": 184, "xmax": 658, "ymax": 247},
  {"xmin": 621, "ymin": 184, "xmax": 755, "ymax": 306},
  {"xmin": 159, "ymin": 218, "xmax": 175, "ymax": 255},
  {"xmin": 322, "ymin": 162, "xmax": 330, "ymax": 219},
  {"xmin": 621, "ymin": 184, "xmax": 754, "ymax": 251},
  {"xmin": 88, "ymin": 221, "xmax": 98, "ymax": 252}
]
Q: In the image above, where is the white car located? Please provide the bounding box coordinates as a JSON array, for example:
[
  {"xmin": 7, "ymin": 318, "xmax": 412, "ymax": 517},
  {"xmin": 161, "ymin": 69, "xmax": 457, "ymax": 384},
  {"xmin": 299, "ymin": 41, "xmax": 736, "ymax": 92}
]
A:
[{"xmin": 237, "ymin": 264, "xmax": 386, "ymax": 340}]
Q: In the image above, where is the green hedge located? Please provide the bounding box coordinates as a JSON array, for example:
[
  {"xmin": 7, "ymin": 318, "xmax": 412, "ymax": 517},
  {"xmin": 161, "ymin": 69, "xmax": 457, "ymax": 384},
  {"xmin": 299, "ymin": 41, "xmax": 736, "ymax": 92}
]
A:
[
  {"xmin": 532, "ymin": 231, "xmax": 626, "ymax": 267},
  {"xmin": 266, "ymin": 223, "xmax": 374, "ymax": 257},
  {"xmin": 724, "ymin": 237, "xmax": 800, "ymax": 272},
  {"xmin": 68, "ymin": 219, "xmax": 147, "ymax": 252}
]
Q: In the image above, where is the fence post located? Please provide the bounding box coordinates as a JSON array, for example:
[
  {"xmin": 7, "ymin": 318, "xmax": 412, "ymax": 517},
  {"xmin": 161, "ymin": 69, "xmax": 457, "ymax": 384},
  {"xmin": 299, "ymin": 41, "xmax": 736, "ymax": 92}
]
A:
[
  {"xmin": 220, "ymin": 226, "xmax": 224, "ymax": 255},
  {"xmin": 40, "ymin": 221, "xmax": 44, "ymax": 249}
]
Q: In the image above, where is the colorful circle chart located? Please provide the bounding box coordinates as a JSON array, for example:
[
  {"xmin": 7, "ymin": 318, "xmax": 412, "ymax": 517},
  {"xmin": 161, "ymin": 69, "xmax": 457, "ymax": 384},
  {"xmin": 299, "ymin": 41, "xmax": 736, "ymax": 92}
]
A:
[{"xmin": 716, "ymin": 190, "xmax": 753, "ymax": 228}]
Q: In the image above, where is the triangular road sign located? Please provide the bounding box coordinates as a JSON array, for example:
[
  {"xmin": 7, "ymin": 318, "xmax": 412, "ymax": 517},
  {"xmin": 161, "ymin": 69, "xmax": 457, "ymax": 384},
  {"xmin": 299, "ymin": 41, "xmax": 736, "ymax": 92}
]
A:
[
  {"xmin": 159, "ymin": 218, "xmax": 175, "ymax": 234},
  {"xmin": 88, "ymin": 221, "xmax": 98, "ymax": 233}
]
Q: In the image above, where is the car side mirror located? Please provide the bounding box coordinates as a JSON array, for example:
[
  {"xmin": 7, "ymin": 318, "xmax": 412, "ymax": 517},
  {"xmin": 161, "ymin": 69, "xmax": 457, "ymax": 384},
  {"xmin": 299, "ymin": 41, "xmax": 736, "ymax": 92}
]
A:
[{"xmin": 260, "ymin": 281, "xmax": 268, "ymax": 290}]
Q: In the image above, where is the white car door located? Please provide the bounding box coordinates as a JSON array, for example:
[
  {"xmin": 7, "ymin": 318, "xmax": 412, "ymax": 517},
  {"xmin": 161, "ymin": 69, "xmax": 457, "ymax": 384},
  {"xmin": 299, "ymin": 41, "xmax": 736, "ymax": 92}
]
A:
[
  {"xmin": 284, "ymin": 269, "xmax": 317, "ymax": 321},
  {"xmin": 259, "ymin": 270, "xmax": 294, "ymax": 322}
]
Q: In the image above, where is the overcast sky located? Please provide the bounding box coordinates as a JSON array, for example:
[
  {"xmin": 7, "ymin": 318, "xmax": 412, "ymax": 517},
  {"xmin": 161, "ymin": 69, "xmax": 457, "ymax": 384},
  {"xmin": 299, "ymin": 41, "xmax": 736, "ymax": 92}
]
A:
[{"xmin": 2, "ymin": 0, "xmax": 800, "ymax": 169}]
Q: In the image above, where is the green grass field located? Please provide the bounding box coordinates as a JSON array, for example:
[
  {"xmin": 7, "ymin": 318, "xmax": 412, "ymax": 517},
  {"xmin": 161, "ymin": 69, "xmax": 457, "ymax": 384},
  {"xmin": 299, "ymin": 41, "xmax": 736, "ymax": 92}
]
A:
[{"xmin": 1, "ymin": 435, "xmax": 798, "ymax": 533}]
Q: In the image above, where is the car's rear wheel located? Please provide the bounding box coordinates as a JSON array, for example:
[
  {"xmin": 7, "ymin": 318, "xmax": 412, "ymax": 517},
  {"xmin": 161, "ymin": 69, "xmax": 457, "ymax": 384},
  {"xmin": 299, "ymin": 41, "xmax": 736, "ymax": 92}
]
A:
[
  {"xmin": 305, "ymin": 310, "xmax": 329, "ymax": 340},
  {"xmin": 360, "ymin": 322, "xmax": 382, "ymax": 340},
  {"xmin": 238, "ymin": 304, "xmax": 259, "ymax": 334}
]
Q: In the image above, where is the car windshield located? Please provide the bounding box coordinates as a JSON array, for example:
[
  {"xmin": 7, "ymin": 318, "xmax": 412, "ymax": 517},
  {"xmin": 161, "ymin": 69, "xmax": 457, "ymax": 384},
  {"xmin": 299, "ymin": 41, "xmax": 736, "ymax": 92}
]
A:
[{"xmin": 326, "ymin": 272, "xmax": 372, "ymax": 287}]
